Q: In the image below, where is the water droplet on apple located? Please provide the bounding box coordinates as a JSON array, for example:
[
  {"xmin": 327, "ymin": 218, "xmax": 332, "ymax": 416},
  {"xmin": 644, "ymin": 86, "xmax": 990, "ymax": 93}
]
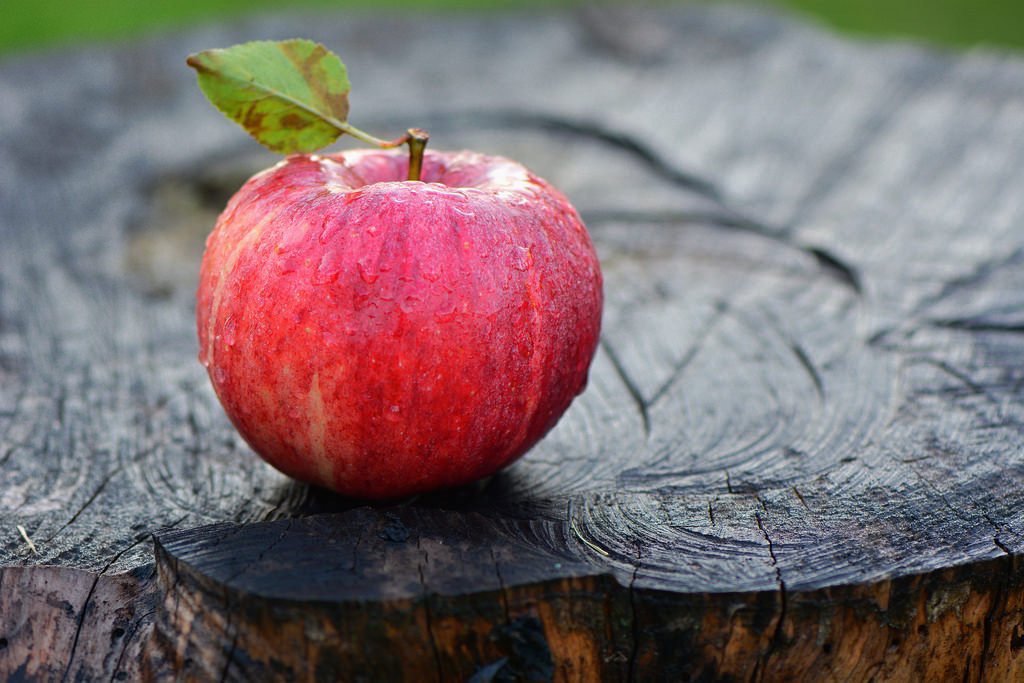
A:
[
  {"xmin": 357, "ymin": 258, "xmax": 379, "ymax": 284},
  {"xmin": 277, "ymin": 257, "xmax": 299, "ymax": 275},
  {"xmin": 222, "ymin": 318, "xmax": 237, "ymax": 348},
  {"xmin": 318, "ymin": 217, "xmax": 343, "ymax": 244},
  {"xmin": 509, "ymin": 246, "xmax": 532, "ymax": 272},
  {"xmin": 464, "ymin": 239, "xmax": 490, "ymax": 259},
  {"xmin": 452, "ymin": 206, "xmax": 474, "ymax": 218},
  {"xmin": 400, "ymin": 295, "xmax": 421, "ymax": 313},
  {"xmin": 478, "ymin": 316, "xmax": 494, "ymax": 339},
  {"xmin": 419, "ymin": 259, "xmax": 441, "ymax": 282},
  {"xmin": 314, "ymin": 250, "xmax": 342, "ymax": 285},
  {"xmin": 434, "ymin": 299, "xmax": 457, "ymax": 323},
  {"xmin": 213, "ymin": 366, "xmax": 227, "ymax": 384},
  {"xmin": 386, "ymin": 404, "xmax": 402, "ymax": 422}
]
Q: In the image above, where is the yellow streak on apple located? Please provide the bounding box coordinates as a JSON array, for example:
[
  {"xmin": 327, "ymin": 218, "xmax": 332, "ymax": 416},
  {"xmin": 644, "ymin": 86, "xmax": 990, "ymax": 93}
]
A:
[
  {"xmin": 306, "ymin": 371, "xmax": 334, "ymax": 485},
  {"xmin": 205, "ymin": 213, "xmax": 277, "ymax": 367}
]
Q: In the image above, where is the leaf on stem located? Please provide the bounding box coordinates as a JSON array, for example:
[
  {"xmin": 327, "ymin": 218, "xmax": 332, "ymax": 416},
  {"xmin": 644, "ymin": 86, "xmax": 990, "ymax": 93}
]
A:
[{"xmin": 187, "ymin": 39, "xmax": 351, "ymax": 154}]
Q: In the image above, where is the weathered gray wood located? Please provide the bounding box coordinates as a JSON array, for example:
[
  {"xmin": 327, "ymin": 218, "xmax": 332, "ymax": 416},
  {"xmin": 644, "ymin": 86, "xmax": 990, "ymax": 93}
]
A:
[{"xmin": 3, "ymin": 3, "xmax": 1024, "ymax": 679}]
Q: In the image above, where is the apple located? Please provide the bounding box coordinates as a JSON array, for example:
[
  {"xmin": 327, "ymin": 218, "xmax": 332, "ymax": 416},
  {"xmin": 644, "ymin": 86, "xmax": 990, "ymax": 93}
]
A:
[
  {"xmin": 196, "ymin": 148, "xmax": 603, "ymax": 498},
  {"xmin": 187, "ymin": 39, "xmax": 603, "ymax": 498}
]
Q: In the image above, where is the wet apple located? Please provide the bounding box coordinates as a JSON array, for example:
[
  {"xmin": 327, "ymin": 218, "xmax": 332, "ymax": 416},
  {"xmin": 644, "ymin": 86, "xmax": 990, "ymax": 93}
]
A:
[{"xmin": 197, "ymin": 148, "xmax": 602, "ymax": 498}]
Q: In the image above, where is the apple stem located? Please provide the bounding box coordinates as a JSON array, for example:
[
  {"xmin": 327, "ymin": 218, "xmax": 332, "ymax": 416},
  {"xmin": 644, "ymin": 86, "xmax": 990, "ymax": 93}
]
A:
[
  {"xmin": 405, "ymin": 128, "xmax": 429, "ymax": 182},
  {"xmin": 336, "ymin": 123, "xmax": 429, "ymax": 182}
]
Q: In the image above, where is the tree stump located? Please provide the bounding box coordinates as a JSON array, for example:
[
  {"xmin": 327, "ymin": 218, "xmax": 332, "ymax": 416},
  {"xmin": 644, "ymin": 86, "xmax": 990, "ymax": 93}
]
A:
[{"xmin": 3, "ymin": 5, "xmax": 1024, "ymax": 680}]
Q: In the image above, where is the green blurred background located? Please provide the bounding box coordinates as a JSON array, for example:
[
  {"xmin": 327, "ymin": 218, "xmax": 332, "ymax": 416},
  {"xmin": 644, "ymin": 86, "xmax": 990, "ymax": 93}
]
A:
[{"xmin": 2, "ymin": 0, "xmax": 1022, "ymax": 56}]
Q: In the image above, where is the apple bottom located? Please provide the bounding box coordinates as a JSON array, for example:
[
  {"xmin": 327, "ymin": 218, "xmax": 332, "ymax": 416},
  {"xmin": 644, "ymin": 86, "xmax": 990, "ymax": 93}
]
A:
[{"xmin": 214, "ymin": 295, "xmax": 588, "ymax": 500}]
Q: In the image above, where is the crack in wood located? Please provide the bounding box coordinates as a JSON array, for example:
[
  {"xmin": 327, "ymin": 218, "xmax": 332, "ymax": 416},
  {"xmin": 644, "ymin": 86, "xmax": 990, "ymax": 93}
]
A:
[
  {"xmin": 978, "ymin": 508, "xmax": 1013, "ymax": 557},
  {"xmin": 899, "ymin": 456, "xmax": 1021, "ymax": 601},
  {"xmin": 222, "ymin": 519, "xmax": 293, "ymax": 586},
  {"xmin": 903, "ymin": 465, "xmax": 979, "ymax": 530},
  {"xmin": 979, "ymin": 540, "xmax": 1015, "ymax": 682},
  {"xmin": 787, "ymin": 342, "xmax": 825, "ymax": 401},
  {"xmin": 59, "ymin": 537, "xmax": 147, "ymax": 682},
  {"xmin": 60, "ymin": 576, "xmax": 102, "ymax": 683},
  {"xmin": 585, "ymin": 209, "xmax": 863, "ymax": 295},
  {"xmin": 489, "ymin": 546, "xmax": 511, "ymax": 625},
  {"xmin": 415, "ymin": 537, "xmax": 443, "ymax": 683},
  {"xmin": 913, "ymin": 246, "xmax": 1024, "ymax": 319},
  {"xmin": 108, "ymin": 602, "xmax": 157, "ymax": 682},
  {"xmin": 348, "ymin": 522, "xmax": 365, "ymax": 573},
  {"xmin": 930, "ymin": 318, "xmax": 1024, "ymax": 335},
  {"xmin": 420, "ymin": 109, "xmax": 728, "ymax": 203},
  {"xmin": 44, "ymin": 446, "xmax": 159, "ymax": 544},
  {"xmin": 907, "ymin": 356, "xmax": 998, "ymax": 405},
  {"xmin": 647, "ymin": 301, "xmax": 729, "ymax": 408},
  {"xmin": 598, "ymin": 338, "xmax": 650, "ymax": 438},
  {"xmin": 217, "ymin": 631, "xmax": 238, "ymax": 683},
  {"xmin": 583, "ymin": 208, "xmax": 767, "ymax": 232},
  {"xmin": 755, "ymin": 510, "xmax": 787, "ymax": 651},
  {"xmin": 804, "ymin": 246, "xmax": 862, "ymax": 296},
  {"xmin": 791, "ymin": 486, "xmax": 809, "ymax": 511}
]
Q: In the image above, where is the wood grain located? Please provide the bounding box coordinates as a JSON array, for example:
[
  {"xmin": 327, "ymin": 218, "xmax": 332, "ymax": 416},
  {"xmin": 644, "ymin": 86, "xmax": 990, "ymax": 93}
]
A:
[{"xmin": 3, "ymin": 4, "xmax": 1024, "ymax": 679}]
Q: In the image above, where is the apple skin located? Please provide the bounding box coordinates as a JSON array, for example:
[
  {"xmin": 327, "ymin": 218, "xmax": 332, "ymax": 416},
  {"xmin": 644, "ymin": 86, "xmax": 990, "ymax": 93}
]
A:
[{"xmin": 197, "ymin": 149, "xmax": 602, "ymax": 499}]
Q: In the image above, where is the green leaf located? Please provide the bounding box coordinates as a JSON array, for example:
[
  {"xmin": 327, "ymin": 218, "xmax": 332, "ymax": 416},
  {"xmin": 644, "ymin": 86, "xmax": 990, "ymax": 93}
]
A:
[{"xmin": 186, "ymin": 39, "xmax": 351, "ymax": 154}]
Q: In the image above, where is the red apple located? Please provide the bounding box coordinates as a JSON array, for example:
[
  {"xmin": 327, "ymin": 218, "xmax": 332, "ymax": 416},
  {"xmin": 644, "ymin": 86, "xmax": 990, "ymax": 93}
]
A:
[{"xmin": 197, "ymin": 149, "xmax": 603, "ymax": 499}]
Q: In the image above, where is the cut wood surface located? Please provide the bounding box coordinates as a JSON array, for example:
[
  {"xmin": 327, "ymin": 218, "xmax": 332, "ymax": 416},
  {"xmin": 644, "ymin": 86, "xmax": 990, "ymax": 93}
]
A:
[{"xmin": 3, "ymin": 4, "xmax": 1024, "ymax": 680}]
